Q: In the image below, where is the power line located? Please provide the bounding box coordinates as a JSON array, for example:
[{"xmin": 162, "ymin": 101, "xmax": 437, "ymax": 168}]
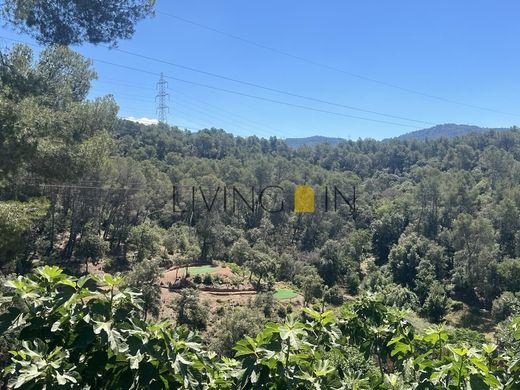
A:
[
  {"xmin": 172, "ymin": 90, "xmax": 283, "ymax": 135},
  {"xmin": 90, "ymin": 85, "xmax": 284, "ymax": 136},
  {"xmin": 91, "ymin": 82, "xmax": 284, "ymax": 135},
  {"xmin": 112, "ymin": 46, "xmax": 434, "ymax": 126},
  {"xmin": 173, "ymin": 100, "xmax": 262, "ymax": 136},
  {"xmin": 93, "ymin": 79, "xmax": 285, "ymax": 135},
  {"xmin": 0, "ymin": 35, "xmax": 419, "ymax": 129},
  {"xmin": 90, "ymin": 58, "xmax": 419, "ymax": 129},
  {"xmin": 157, "ymin": 10, "xmax": 520, "ymax": 118}
]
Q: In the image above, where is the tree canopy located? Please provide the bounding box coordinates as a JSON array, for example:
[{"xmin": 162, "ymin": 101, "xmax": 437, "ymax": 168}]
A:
[{"xmin": 1, "ymin": 0, "xmax": 155, "ymax": 46}]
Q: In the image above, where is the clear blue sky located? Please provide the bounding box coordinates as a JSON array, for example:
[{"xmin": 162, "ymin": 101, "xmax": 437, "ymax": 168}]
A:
[{"xmin": 1, "ymin": 0, "xmax": 519, "ymax": 139}]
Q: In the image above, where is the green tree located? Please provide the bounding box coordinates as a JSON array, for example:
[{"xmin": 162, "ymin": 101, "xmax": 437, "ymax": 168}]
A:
[
  {"xmin": 229, "ymin": 237, "xmax": 251, "ymax": 265},
  {"xmin": 451, "ymin": 214, "xmax": 498, "ymax": 303},
  {"xmin": 127, "ymin": 220, "xmax": 163, "ymax": 262},
  {"xmin": 246, "ymin": 250, "xmax": 276, "ymax": 289},
  {"xmin": 415, "ymin": 259, "xmax": 437, "ymax": 303},
  {"xmin": 496, "ymin": 258, "xmax": 520, "ymax": 293},
  {"xmin": 1, "ymin": 0, "xmax": 155, "ymax": 46},
  {"xmin": 381, "ymin": 283, "xmax": 419, "ymax": 310},
  {"xmin": 422, "ymin": 281, "xmax": 448, "ymax": 322},
  {"xmin": 318, "ymin": 239, "xmax": 348, "ymax": 286},
  {"xmin": 75, "ymin": 231, "xmax": 108, "ymax": 272},
  {"xmin": 164, "ymin": 224, "xmax": 201, "ymax": 277},
  {"xmin": 296, "ymin": 272, "xmax": 324, "ymax": 306},
  {"xmin": 172, "ymin": 288, "xmax": 209, "ymax": 331},
  {"xmin": 209, "ymin": 307, "xmax": 264, "ymax": 357},
  {"xmin": 0, "ymin": 198, "xmax": 48, "ymax": 271},
  {"xmin": 492, "ymin": 292, "xmax": 520, "ymax": 321},
  {"xmin": 125, "ymin": 259, "xmax": 162, "ymax": 320},
  {"xmin": 323, "ymin": 285, "xmax": 345, "ymax": 306},
  {"xmin": 371, "ymin": 211, "xmax": 407, "ymax": 264},
  {"xmin": 495, "ymin": 198, "xmax": 520, "ymax": 257},
  {"xmin": 388, "ymin": 232, "xmax": 445, "ymax": 289}
]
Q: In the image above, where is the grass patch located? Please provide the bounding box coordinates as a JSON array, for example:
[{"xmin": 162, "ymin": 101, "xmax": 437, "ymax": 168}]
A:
[
  {"xmin": 273, "ymin": 288, "xmax": 298, "ymax": 300},
  {"xmin": 187, "ymin": 265, "xmax": 217, "ymax": 275}
]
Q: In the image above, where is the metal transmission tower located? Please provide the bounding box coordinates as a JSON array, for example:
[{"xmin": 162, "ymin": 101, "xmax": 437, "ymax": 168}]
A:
[{"xmin": 155, "ymin": 72, "xmax": 169, "ymax": 123}]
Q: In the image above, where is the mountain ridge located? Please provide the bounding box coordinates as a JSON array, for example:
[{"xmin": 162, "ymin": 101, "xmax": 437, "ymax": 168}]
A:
[
  {"xmin": 283, "ymin": 124, "xmax": 515, "ymax": 147},
  {"xmin": 283, "ymin": 135, "xmax": 345, "ymax": 148},
  {"xmin": 394, "ymin": 123, "xmax": 511, "ymax": 141}
]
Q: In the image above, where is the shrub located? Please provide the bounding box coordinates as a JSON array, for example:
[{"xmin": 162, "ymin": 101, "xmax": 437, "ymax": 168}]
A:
[
  {"xmin": 209, "ymin": 307, "xmax": 264, "ymax": 357},
  {"xmin": 381, "ymin": 283, "xmax": 419, "ymax": 310},
  {"xmin": 203, "ymin": 274, "xmax": 213, "ymax": 286},
  {"xmin": 277, "ymin": 305, "xmax": 287, "ymax": 319},
  {"xmin": 254, "ymin": 292, "xmax": 276, "ymax": 317},
  {"xmin": 492, "ymin": 291, "xmax": 520, "ymax": 321},
  {"xmin": 326, "ymin": 346, "xmax": 381, "ymax": 387},
  {"xmin": 448, "ymin": 327, "xmax": 486, "ymax": 348},
  {"xmin": 323, "ymin": 285, "xmax": 345, "ymax": 306},
  {"xmin": 2, "ymin": 267, "xmax": 520, "ymax": 389}
]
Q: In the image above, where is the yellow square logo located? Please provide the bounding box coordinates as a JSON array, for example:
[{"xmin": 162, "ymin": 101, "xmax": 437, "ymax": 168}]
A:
[{"xmin": 294, "ymin": 185, "xmax": 315, "ymax": 213}]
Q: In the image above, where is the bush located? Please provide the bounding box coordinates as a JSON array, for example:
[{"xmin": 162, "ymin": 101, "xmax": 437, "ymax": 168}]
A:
[
  {"xmin": 193, "ymin": 274, "xmax": 203, "ymax": 284},
  {"xmin": 448, "ymin": 327, "xmax": 486, "ymax": 348},
  {"xmin": 492, "ymin": 292, "xmax": 520, "ymax": 321},
  {"xmin": 254, "ymin": 292, "xmax": 276, "ymax": 317},
  {"xmin": 203, "ymin": 274, "xmax": 213, "ymax": 286},
  {"xmin": 277, "ymin": 305, "xmax": 287, "ymax": 319},
  {"xmin": 3, "ymin": 267, "xmax": 520, "ymax": 389},
  {"xmin": 323, "ymin": 285, "xmax": 345, "ymax": 306},
  {"xmin": 209, "ymin": 307, "xmax": 264, "ymax": 357},
  {"xmin": 381, "ymin": 283, "xmax": 419, "ymax": 310},
  {"xmin": 213, "ymin": 274, "xmax": 224, "ymax": 284},
  {"xmin": 326, "ymin": 346, "xmax": 381, "ymax": 387},
  {"xmin": 344, "ymin": 272, "xmax": 361, "ymax": 295}
]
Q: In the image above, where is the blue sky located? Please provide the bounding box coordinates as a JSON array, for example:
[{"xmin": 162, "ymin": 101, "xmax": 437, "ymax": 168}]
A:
[{"xmin": 1, "ymin": 0, "xmax": 519, "ymax": 139}]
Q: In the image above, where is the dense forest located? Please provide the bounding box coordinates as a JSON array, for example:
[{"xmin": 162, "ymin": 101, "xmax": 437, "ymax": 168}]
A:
[
  {"xmin": 1, "ymin": 1, "xmax": 520, "ymax": 388},
  {"xmin": 1, "ymin": 42, "xmax": 520, "ymax": 388}
]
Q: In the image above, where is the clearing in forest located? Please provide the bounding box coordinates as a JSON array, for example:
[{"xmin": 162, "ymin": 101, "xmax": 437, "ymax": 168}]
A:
[
  {"xmin": 273, "ymin": 288, "xmax": 298, "ymax": 300},
  {"xmin": 185, "ymin": 265, "xmax": 218, "ymax": 275}
]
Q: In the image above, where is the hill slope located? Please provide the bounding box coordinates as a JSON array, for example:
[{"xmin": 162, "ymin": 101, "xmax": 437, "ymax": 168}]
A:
[
  {"xmin": 396, "ymin": 123, "xmax": 510, "ymax": 141},
  {"xmin": 284, "ymin": 135, "xmax": 344, "ymax": 148}
]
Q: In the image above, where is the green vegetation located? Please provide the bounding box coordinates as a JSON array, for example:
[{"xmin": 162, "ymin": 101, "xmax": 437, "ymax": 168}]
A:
[
  {"xmin": 186, "ymin": 265, "xmax": 218, "ymax": 275},
  {"xmin": 1, "ymin": 1, "xmax": 520, "ymax": 387},
  {"xmin": 1, "ymin": 267, "xmax": 519, "ymax": 389},
  {"xmin": 1, "ymin": 0, "xmax": 155, "ymax": 45},
  {"xmin": 273, "ymin": 288, "xmax": 298, "ymax": 300},
  {"xmin": 2, "ymin": 40, "xmax": 520, "ymax": 384},
  {"xmin": 395, "ymin": 123, "xmax": 509, "ymax": 141}
]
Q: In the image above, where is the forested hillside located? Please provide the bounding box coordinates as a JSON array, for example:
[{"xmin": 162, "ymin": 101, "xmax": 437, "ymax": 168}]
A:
[
  {"xmin": 284, "ymin": 135, "xmax": 345, "ymax": 148},
  {"xmin": 1, "ymin": 1, "xmax": 520, "ymax": 387},
  {"xmin": 1, "ymin": 42, "xmax": 520, "ymax": 388},
  {"xmin": 395, "ymin": 123, "xmax": 509, "ymax": 141}
]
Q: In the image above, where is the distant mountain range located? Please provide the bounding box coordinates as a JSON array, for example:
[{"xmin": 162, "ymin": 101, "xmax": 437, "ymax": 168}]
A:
[
  {"xmin": 284, "ymin": 136, "xmax": 344, "ymax": 148},
  {"xmin": 394, "ymin": 123, "xmax": 510, "ymax": 141},
  {"xmin": 283, "ymin": 124, "xmax": 514, "ymax": 147}
]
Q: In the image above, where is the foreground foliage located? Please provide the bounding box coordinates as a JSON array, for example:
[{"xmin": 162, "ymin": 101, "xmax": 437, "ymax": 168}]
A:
[{"xmin": 1, "ymin": 267, "xmax": 519, "ymax": 389}]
